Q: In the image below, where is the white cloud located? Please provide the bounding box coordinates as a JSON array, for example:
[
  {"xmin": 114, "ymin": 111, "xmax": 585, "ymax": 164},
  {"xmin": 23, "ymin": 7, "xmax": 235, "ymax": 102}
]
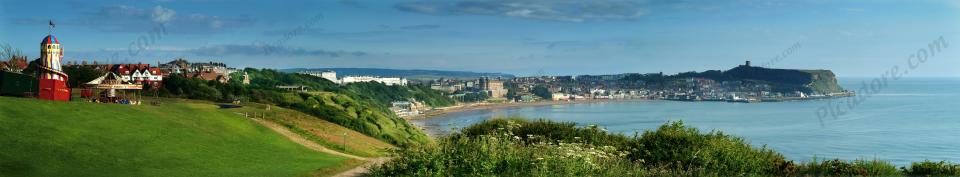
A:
[
  {"xmin": 395, "ymin": 0, "xmax": 651, "ymax": 22},
  {"xmin": 10, "ymin": 5, "xmax": 253, "ymax": 34},
  {"xmin": 151, "ymin": 6, "xmax": 176, "ymax": 23}
]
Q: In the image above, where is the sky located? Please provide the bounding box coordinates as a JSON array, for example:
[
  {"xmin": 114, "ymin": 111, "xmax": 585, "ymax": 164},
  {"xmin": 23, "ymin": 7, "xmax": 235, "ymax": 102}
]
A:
[{"xmin": 1, "ymin": 0, "xmax": 958, "ymax": 77}]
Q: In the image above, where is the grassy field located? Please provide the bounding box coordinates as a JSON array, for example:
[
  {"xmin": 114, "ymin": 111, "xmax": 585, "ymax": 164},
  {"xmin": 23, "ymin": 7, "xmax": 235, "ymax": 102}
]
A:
[
  {"xmin": 225, "ymin": 101, "xmax": 395, "ymax": 157},
  {"xmin": 0, "ymin": 96, "xmax": 354, "ymax": 177}
]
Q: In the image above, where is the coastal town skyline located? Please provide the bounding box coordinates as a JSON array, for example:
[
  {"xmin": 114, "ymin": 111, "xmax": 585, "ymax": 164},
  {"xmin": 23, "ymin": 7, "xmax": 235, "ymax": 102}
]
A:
[{"xmin": 2, "ymin": 0, "xmax": 959, "ymax": 77}]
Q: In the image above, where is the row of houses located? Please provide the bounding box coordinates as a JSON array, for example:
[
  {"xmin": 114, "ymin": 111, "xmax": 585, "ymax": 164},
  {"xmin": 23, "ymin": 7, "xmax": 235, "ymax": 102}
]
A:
[
  {"xmin": 64, "ymin": 58, "xmax": 239, "ymax": 89},
  {"xmin": 300, "ymin": 70, "xmax": 408, "ymax": 86}
]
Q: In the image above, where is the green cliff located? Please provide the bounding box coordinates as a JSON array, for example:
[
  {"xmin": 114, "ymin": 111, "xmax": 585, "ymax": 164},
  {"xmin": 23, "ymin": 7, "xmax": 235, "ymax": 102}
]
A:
[{"xmin": 723, "ymin": 64, "xmax": 846, "ymax": 94}]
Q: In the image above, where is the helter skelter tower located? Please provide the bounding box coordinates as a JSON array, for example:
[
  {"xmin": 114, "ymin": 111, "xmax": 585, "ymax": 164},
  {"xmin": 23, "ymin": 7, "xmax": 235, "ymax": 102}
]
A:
[{"xmin": 37, "ymin": 20, "xmax": 70, "ymax": 101}]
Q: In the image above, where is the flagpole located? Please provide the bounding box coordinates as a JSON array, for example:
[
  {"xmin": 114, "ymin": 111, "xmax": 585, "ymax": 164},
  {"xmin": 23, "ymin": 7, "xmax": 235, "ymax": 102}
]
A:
[{"xmin": 48, "ymin": 20, "xmax": 54, "ymax": 35}]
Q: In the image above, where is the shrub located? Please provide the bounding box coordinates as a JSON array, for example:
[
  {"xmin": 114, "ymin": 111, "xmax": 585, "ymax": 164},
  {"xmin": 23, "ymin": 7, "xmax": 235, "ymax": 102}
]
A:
[
  {"xmin": 796, "ymin": 158, "xmax": 900, "ymax": 177},
  {"xmin": 370, "ymin": 118, "xmax": 960, "ymax": 176},
  {"xmin": 368, "ymin": 120, "xmax": 644, "ymax": 176},
  {"xmin": 372, "ymin": 119, "xmax": 804, "ymax": 176},
  {"xmin": 635, "ymin": 121, "xmax": 793, "ymax": 176},
  {"xmin": 457, "ymin": 118, "xmax": 634, "ymax": 149},
  {"xmin": 903, "ymin": 160, "xmax": 960, "ymax": 176}
]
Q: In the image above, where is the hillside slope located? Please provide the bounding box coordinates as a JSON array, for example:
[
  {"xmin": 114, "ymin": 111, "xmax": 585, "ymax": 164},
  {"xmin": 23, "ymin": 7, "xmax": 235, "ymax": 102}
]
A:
[
  {"xmin": 217, "ymin": 68, "xmax": 445, "ymax": 145},
  {"xmin": 0, "ymin": 97, "xmax": 352, "ymax": 177},
  {"xmin": 225, "ymin": 101, "xmax": 395, "ymax": 157}
]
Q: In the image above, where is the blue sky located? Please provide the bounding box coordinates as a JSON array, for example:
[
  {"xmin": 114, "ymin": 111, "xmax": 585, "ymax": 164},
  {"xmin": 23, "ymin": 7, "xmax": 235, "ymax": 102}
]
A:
[{"xmin": 1, "ymin": 0, "xmax": 958, "ymax": 77}]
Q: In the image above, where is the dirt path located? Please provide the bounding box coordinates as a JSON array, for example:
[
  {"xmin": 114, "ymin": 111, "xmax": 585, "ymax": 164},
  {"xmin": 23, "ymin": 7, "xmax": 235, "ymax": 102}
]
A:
[
  {"xmin": 250, "ymin": 118, "xmax": 388, "ymax": 176},
  {"xmin": 251, "ymin": 118, "xmax": 367, "ymax": 160},
  {"xmin": 330, "ymin": 157, "xmax": 389, "ymax": 177}
]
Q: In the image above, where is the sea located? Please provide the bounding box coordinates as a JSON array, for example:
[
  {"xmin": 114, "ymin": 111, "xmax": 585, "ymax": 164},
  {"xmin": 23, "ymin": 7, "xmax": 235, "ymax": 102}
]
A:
[{"xmin": 411, "ymin": 77, "xmax": 960, "ymax": 166}]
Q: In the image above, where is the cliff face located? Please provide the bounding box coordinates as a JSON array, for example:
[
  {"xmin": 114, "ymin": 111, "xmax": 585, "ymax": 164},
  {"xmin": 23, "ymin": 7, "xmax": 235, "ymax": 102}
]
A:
[
  {"xmin": 800, "ymin": 69, "xmax": 845, "ymax": 94},
  {"xmin": 723, "ymin": 65, "xmax": 845, "ymax": 94}
]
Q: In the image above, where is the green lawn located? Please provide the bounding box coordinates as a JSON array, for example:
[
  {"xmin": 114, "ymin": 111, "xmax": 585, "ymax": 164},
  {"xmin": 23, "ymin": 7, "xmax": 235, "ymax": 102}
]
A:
[{"xmin": 0, "ymin": 96, "xmax": 350, "ymax": 177}]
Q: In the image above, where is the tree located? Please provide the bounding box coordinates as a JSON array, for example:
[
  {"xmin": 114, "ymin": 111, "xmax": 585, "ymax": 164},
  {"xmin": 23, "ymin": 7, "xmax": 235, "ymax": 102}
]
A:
[
  {"xmin": 0, "ymin": 43, "xmax": 23, "ymax": 61},
  {"xmin": 532, "ymin": 85, "xmax": 552, "ymax": 99},
  {"xmin": 462, "ymin": 92, "xmax": 489, "ymax": 102},
  {"xmin": 506, "ymin": 88, "xmax": 516, "ymax": 100},
  {"xmin": 1, "ymin": 43, "xmax": 28, "ymax": 73},
  {"xmin": 504, "ymin": 82, "xmax": 518, "ymax": 99},
  {"xmin": 21, "ymin": 59, "xmax": 40, "ymax": 76},
  {"xmin": 63, "ymin": 66, "xmax": 105, "ymax": 87}
]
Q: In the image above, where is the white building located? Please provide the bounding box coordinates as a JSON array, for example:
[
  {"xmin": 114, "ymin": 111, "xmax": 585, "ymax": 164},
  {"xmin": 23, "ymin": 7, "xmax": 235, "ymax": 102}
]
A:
[
  {"xmin": 128, "ymin": 69, "xmax": 162, "ymax": 83},
  {"xmin": 320, "ymin": 72, "xmax": 337, "ymax": 83},
  {"xmin": 300, "ymin": 70, "xmax": 338, "ymax": 83},
  {"xmin": 341, "ymin": 76, "xmax": 407, "ymax": 86}
]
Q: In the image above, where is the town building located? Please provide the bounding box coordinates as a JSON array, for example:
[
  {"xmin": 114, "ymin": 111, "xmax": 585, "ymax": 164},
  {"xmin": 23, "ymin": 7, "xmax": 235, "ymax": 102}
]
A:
[
  {"xmin": 390, "ymin": 99, "xmax": 428, "ymax": 117},
  {"xmin": 160, "ymin": 58, "xmax": 190, "ymax": 75},
  {"xmin": 299, "ymin": 70, "xmax": 338, "ymax": 83},
  {"xmin": 299, "ymin": 70, "xmax": 406, "ymax": 86},
  {"xmin": 340, "ymin": 76, "xmax": 407, "ymax": 86},
  {"xmin": 0, "ymin": 57, "xmax": 28, "ymax": 73},
  {"xmin": 276, "ymin": 85, "xmax": 309, "ymax": 92},
  {"xmin": 483, "ymin": 79, "xmax": 507, "ymax": 98},
  {"xmin": 159, "ymin": 59, "xmax": 234, "ymax": 83},
  {"xmin": 242, "ymin": 72, "xmax": 250, "ymax": 85},
  {"xmin": 113, "ymin": 64, "xmax": 163, "ymax": 86},
  {"xmin": 63, "ymin": 62, "xmax": 166, "ymax": 89}
]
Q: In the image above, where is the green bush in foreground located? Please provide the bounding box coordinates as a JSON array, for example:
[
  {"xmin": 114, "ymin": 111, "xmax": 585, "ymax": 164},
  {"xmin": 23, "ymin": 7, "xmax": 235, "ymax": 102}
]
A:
[
  {"xmin": 368, "ymin": 120, "xmax": 645, "ymax": 176},
  {"xmin": 368, "ymin": 118, "xmax": 960, "ymax": 177},
  {"xmin": 458, "ymin": 119, "xmax": 790, "ymax": 176},
  {"xmin": 796, "ymin": 158, "xmax": 900, "ymax": 176},
  {"xmin": 903, "ymin": 160, "xmax": 960, "ymax": 176},
  {"xmin": 635, "ymin": 121, "xmax": 792, "ymax": 175}
]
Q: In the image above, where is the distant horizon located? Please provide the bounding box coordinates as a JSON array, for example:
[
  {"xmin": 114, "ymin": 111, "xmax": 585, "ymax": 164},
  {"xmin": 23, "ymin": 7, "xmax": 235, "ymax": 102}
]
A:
[{"xmin": 275, "ymin": 65, "xmax": 960, "ymax": 79}]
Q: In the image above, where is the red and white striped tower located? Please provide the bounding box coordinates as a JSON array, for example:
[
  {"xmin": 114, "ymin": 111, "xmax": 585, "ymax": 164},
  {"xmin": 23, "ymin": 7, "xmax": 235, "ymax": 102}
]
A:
[{"xmin": 37, "ymin": 34, "xmax": 70, "ymax": 101}]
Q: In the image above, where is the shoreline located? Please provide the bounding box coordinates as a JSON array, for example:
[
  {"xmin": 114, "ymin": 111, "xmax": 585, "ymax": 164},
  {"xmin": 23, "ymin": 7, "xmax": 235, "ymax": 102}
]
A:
[
  {"xmin": 405, "ymin": 99, "xmax": 646, "ymax": 138},
  {"xmin": 405, "ymin": 98, "xmax": 646, "ymax": 120},
  {"xmin": 405, "ymin": 95, "xmax": 854, "ymax": 137},
  {"xmin": 406, "ymin": 93, "xmax": 855, "ymax": 121}
]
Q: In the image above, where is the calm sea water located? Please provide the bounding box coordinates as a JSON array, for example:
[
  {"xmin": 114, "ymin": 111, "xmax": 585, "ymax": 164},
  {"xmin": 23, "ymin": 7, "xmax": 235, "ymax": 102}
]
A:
[{"xmin": 412, "ymin": 78, "xmax": 960, "ymax": 166}]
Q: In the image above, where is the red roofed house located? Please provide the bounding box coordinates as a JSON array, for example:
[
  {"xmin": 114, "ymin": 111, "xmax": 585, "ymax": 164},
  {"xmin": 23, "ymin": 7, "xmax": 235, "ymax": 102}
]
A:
[
  {"xmin": 192, "ymin": 71, "xmax": 229, "ymax": 83},
  {"xmin": 112, "ymin": 64, "xmax": 164, "ymax": 88}
]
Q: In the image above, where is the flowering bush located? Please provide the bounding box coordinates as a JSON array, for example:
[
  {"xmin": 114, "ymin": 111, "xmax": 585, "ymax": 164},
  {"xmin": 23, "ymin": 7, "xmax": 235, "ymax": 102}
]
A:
[
  {"xmin": 368, "ymin": 120, "xmax": 644, "ymax": 176},
  {"xmin": 368, "ymin": 118, "xmax": 957, "ymax": 177}
]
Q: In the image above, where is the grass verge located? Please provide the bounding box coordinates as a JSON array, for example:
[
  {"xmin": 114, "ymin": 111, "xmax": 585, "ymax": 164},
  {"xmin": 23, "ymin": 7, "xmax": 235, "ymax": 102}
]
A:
[{"xmin": 0, "ymin": 97, "xmax": 348, "ymax": 177}]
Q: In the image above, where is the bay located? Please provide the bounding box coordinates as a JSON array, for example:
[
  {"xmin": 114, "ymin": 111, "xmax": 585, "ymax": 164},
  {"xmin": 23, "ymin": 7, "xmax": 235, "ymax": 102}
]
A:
[{"xmin": 412, "ymin": 77, "xmax": 960, "ymax": 166}]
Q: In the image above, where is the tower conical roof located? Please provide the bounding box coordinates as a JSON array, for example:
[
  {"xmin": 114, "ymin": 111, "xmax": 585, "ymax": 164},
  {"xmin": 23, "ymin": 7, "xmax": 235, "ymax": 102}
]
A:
[{"xmin": 41, "ymin": 35, "xmax": 60, "ymax": 45}]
